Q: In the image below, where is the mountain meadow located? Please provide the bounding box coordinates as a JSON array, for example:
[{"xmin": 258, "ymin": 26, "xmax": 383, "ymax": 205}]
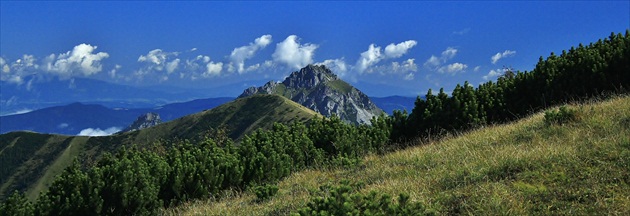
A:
[{"xmin": 1, "ymin": 31, "xmax": 629, "ymax": 215}]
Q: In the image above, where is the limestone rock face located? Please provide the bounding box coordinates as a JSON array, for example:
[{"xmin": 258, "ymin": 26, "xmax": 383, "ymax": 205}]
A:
[
  {"xmin": 239, "ymin": 65, "xmax": 384, "ymax": 125},
  {"xmin": 121, "ymin": 112, "xmax": 162, "ymax": 133}
]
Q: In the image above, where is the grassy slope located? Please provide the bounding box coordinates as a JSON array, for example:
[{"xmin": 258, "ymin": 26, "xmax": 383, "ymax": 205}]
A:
[
  {"xmin": 127, "ymin": 94, "xmax": 320, "ymax": 144},
  {"xmin": 0, "ymin": 94, "xmax": 321, "ymax": 201},
  {"xmin": 166, "ymin": 96, "xmax": 630, "ymax": 215},
  {"xmin": 0, "ymin": 133, "xmax": 74, "ymax": 200}
]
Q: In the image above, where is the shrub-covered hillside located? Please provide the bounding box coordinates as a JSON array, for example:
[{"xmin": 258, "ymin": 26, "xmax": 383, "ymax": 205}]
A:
[{"xmin": 167, "ymin": 95, "xmax": 630, "ymax": 215}]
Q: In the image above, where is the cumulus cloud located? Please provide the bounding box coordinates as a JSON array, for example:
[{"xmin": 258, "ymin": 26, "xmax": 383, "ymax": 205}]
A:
[
  {"xmin": 441, "ymin": 47, "xmax": 458, "ymax": 60},
  {"xmin": 438, "ymin": 62, "xmax": 468, "ymax": 74},
  {"xmin": 272, "ymin": 35, "xmax": 318, "ymax": 69},
  {"xmin": 0, "ymin": 57, "xmax": 7, "ymax": 71},
  {"xmin": 404, "ymin": 73, "xmax": 415, "ymax": 81},
  {"xmin": 356, "ymin": 44, "xmax": 382, "ymax": 73},
  {"xmin": 44, "ymin": 44, "xmax": 109, "ymax": 76},
  {"xmin": 391, "ymin": 59, "xmax": 418, "ymax": 72},
  {"xmin": 230, "ymin": 34, "xmax": 272, "ymax": 73},
  {"xmin": 78, "ymin": 127, "xmax": 121, "ymax": 136},
  {"xmin": 483, "ymin": 68, "xmax": 508, "ymax": 80},
  {"xmin": 135, "ymin": 49, "xmax": 181, "ymax": 78},
  {"xmin": 1, "ymin": 55, "xmax": 42, "ymax": 84},
  {"xmin": 424, "ymin": 47, "xmax": 458, "ymax": 68},
  {"xmin": 204, "ymin": 61, "xmax": 223, "ymax": 77},
  {"xmin": 384, "ymin": 40, "xmax": 417, "ymax": 58},
  {"xmin": 109, "ymin": 64, "xmax": 122, "ymax": 78},
  {"xmin": 356, "ymin": 40, "xmax": 418, "ymax": 73},
  {"xmin": 491, "ymin": 50, "xmax": 516, "ymax": 64},
  {"xmin": 316, "ymin": 58, "xmax": 348, "ymax": 77},
  {"xmin": 166, "ymin": 59, "xmax": 180, "ymax": 74}
]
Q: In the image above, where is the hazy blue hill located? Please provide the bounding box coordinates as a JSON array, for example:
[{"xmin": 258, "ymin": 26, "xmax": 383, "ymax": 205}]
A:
[
  {"xmin": 0, "ymin": 75, "xmax": 223, "ymax": 116},
  {"xmin": 0, "ymin": 97, "xmax": 234, "ymax": 135},
  {"xmin": 0, "ymin": 103, "xmax": 144, "ymax": 135},
  {"xmin": 370, "ymin": 96, "xmax": 417, "ymax": 114}
]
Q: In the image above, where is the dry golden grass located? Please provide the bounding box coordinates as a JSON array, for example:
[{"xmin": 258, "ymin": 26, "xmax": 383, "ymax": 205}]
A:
[{"xmin": 164, "ymin": 95, "xmax": 630, "ymax": 215}]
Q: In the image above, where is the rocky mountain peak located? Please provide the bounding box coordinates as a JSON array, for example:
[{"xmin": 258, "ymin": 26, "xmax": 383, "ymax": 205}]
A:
[
  {"xmin": 121, "ymin": 112, "xmax": 162, "ymax": 133},
  {"xmin": 282, "ymin": 64, "xmax": 338, "ymax": 89},
  {"xmin": 238, "ymin": 65, "xmax": 384, "ymax": 125}
]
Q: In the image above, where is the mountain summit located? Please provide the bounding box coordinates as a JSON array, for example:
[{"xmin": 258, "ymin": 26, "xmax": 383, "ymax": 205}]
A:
[{"xmin": 239, "ymin": 65, "xmax": 384, "ymax": 124}]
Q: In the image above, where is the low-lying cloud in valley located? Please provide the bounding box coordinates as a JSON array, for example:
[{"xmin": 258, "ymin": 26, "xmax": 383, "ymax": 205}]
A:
[{"xmin": 77, "ymin": 127, "xmax": 121, "ymax": 136}]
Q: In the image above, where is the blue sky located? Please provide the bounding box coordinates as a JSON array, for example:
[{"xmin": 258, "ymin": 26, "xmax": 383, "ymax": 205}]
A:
[{"xmin": 1, "ymin": 1, "xmax": 628, "ymax": 97}]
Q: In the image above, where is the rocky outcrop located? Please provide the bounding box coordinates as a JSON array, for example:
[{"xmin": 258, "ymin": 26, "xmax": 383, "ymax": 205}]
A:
[
  {"xmin": 238, "ymin": 65, "xmax": 384, "ymax": 125},
  {"xmin": 121, "ymin": 112, "xmax": 162, "ymax": 133}
]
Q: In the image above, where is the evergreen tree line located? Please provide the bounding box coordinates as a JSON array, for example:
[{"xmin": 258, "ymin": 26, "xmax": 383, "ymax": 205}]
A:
[
  {"xmin": 0, "ymin": 117, "xmax": 391, "ymax": 215},
  {"xmin": 2, "ymin": 31, "xmax": 628, "ymax": 215},
  {"xmin": 391, "ymin": 31, "xmax": 630, "ymax": 141}
]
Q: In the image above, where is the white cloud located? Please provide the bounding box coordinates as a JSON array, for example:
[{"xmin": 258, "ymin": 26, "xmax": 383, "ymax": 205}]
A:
[
  {"xmin": 1, "ymin": 57, "xmax": 10, "ymax": 73},
  {"xmin": 135, "ymin": 49, "xmax": 181, "ymax": 78},
  {"xmin": 4, "ymin": 55, "xmax": 40, "ymax": 77},
  {"xmin": 57, "ymin": 123, "xmax": 69, "ymax": 129},
  {"xmin": 109, "ymin": 64, "xmax": 121, "ymax": 78},
  {"xmin": 391, "ymin": 58, "xmax": 417, "ymax": 72},
  {"xmin": 78, "ymin": 127, "xmax": 121, "ymax": 136},
  {"xmin": 45, "ymin": 44, "xmax": 109, "ymax": 76},
  {"xmin": 438, "ymin": 62, "xmax": 468, "ymax": 74},
  {"xmin": 166, "ymin": 59, "xmax": 180, "ymax": 74},
  {"xmin": 138, "ymin": 49, "xmax": 180, "ymax": 70},
  {"xmin": 384, "ymin": 40, "xmax": 417, "ymax": 58},
  {"xmin": 474, "ymin": 66, "xmax": 481, "ymax": 72},
  {"xmin": 441, "ymin": 47, "xmax": 458, "ymax": 60},
  {"xmin": 204, "ymin": 61, "xmax": 223, "ymax": 77},
  {"xmin": 1, "ymin": 55, "xmax": 43, "ymax": 84},
  {"xmin": 404, "ymin": 73, "xmax": 415, "ymax": 80},
  {"xmin": 2, "ymin": 108, "xmax": 32, "ymax": 116},
  {"xmin": 230, "ymin": 34, "xmax": 272, "ymax": 73},
  {"xmin": 0, "ymin": 57, "xmax": 7, "ymax": 73},
  {"xmin": 424, "ymin": 47, "xmax": 458, "ymax": 68},
  {"xmin": 272, "ymin": 35, "xmax": 318, "ymax": 69},
  {"xmin": 491, "ymin": 50, "xmax": 516, "ymax": 64},
  {"xmin": 356, "ymin": 44, "xmax": 382, "ymax": 73},
  {"xmin": 316, "ymin": 58, "xmax": 348, "ymax": 77},
  {"xmin": 357, "ymin": 40, "xmax": 418, "ymax": 73},
  {"xmin": 424, "ymin": 55, "xmax": 441, "ymax": 68},
  {"xmin": 483, "ymin": 68, "xmax": 507, "ymax": 80}
]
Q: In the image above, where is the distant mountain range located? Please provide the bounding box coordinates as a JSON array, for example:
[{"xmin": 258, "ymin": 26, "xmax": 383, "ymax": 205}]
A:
[
  {"xmin": 0, "ymin": 97, "xmax": 233, "ymax": 135},
  {"xmin": 0, "ymin": 75, "xmax": 259, "ymax": 116}
]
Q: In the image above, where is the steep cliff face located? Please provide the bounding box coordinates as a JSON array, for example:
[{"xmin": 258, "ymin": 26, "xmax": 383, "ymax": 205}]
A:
[
  {"xmin": 121, "ymin": 112, "xmax": 162, "ymax": 133},
  {"xmin": 239, "ymin": 65, "xmax": 384, "ymax": 125}
]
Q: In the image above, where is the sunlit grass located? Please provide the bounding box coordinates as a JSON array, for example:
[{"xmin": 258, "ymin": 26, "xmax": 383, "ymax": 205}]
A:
[{"xmin": 164, "ymin": 95, "xmax": 630, "ymax": 215}]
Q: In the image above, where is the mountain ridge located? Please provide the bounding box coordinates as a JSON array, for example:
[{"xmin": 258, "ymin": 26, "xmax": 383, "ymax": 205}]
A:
[
  {"xmin": 239, "ymin": 65, "xmax": 384, "ymax": 125},
  {"xmin": 0, "ymin": 94, "xmax": 320, "ymax": 200}
]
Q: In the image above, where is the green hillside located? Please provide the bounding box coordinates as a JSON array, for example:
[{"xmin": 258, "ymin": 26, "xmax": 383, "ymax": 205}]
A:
[
  {"xmin": 0, "ymin": 94, "xmax": 320, "ymax": 201},
  {"xmin": 166, "ymin": 95, "xmax": 630, "ymax": 215},
  {"xmin": 126, "ymin": 94, "xmax": 320, "ymax": 144}
]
